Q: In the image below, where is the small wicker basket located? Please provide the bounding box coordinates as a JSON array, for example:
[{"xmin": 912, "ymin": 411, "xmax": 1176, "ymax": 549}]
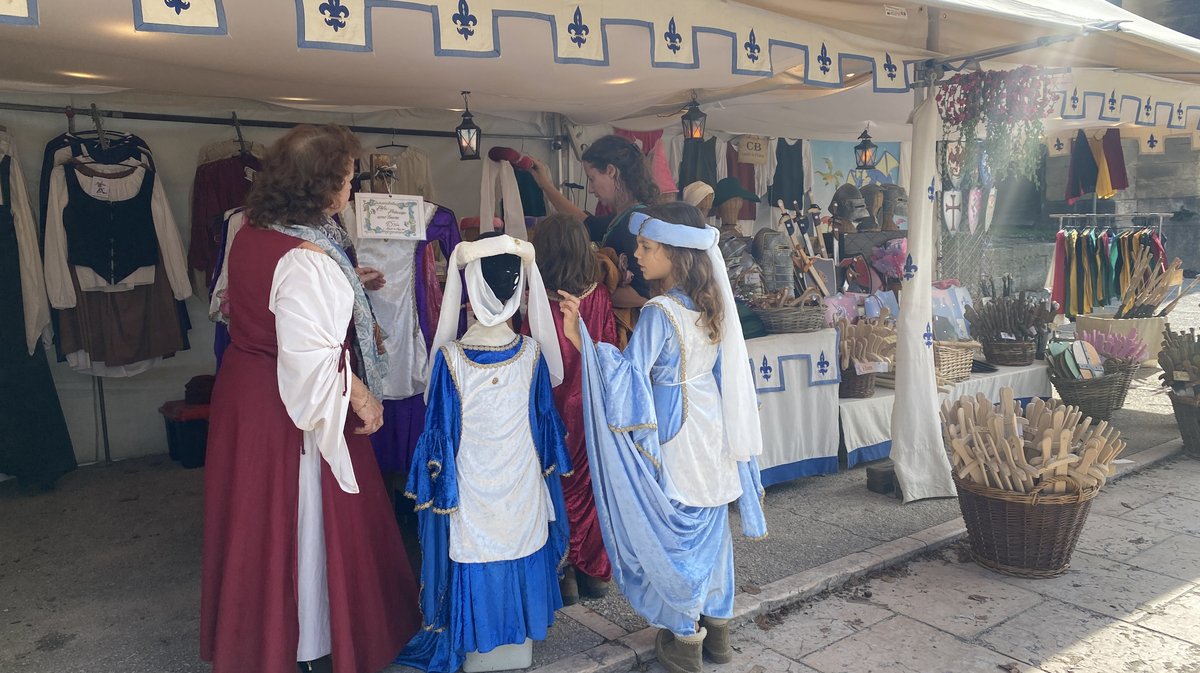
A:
[
  {"xmin": 1169, "ymin": 392, "xmax": 1200, "ymax": 458},
  {"xmin": 982, "ymin": 340, "xmax": 1036, "ymax": 367},
  {"xmin": 753, "ymin": 304, "xmax": 826, "ymax": 334},
  {"xmin": 839, "ymin": 367, "xmax": 876, "ymax": 398},
  {"xmin": 955, "ymin": 473, "xmax": 1098, "ymax": 578},
  {"xmin": 1103, "ymin": 358, "xmax": 1141, "ymax": 409},
  {"xmin": 1048, "ymin": 371, "xmax": 1127, "ymax": 422},
  {"xmin": 934, "ymin": 341, "xmax": 976, "ymax": 383}
]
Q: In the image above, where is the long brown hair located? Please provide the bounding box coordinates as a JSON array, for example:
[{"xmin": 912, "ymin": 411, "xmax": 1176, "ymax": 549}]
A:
[
  {"xmin": 581, "ymin": 135, "xmax": 660, "ymax": 206},
  {"xmin": 245, "ymin": 124, "xmax": 361, "ymax": 228},
  {"xmin": 643, "ymin": 202, "xmax": 724, "ymax": 343},
  {"xmin": 531, "ymin": 214, "xmax": 598, "ymax": 296}
]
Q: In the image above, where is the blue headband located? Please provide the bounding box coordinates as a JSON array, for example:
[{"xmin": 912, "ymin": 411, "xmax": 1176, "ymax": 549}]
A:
[{"xmin": 628, "ymin": 211, "xmax": 719, "ymax": 250}]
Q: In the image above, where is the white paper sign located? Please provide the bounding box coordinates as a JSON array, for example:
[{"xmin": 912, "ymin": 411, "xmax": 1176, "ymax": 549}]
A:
[
  {"xmin": 738, "ymin": 135, "xmax": 770, "ymax": 165},
  {"xmin": 355, "ymin": 192, "xmax": 426, "ymax": 240}
]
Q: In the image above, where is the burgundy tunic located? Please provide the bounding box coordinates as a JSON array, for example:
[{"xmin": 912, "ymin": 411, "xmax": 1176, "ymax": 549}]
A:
[{"xmin": 201, "ymin": 227, "xmax": 419, "ymax": 673}]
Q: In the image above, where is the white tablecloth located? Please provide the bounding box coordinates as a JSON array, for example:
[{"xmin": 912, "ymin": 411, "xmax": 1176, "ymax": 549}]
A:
[
  {"xmin": 838, "ymin": 363, "xmax": 1052, "ymax": 468},
  {"xmin": 745, "ymin": 329, "xmax": 841, "ymax": 486}
]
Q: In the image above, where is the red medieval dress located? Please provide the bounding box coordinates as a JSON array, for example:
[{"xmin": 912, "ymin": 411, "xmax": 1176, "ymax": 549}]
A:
[
  {"xmin": 201, "ymin": 226, "xmax": 420, "ymax": 673},
  {"xmin": 526, "ymin": 281, "xmax": 618, "ymax": 581}
]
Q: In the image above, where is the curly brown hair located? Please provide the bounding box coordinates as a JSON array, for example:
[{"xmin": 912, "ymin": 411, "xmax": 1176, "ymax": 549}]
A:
[
  {"xmin": 581, "ymin": 135, "xmax": 660, "ymax": 206},
  {"xmin": 643, "ymin": 202, "xmax": 724, "ymax": 343},
  {"xmin": 245, "ymin": 124, "xmax": 361, "ymax": 228},
  {"xmin": 531, "ymin": 214, "xmax": 598, "ymax": 296}
]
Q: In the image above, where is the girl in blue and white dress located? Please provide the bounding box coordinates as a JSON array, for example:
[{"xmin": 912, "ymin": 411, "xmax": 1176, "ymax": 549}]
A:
[{"xmin": 558, "ymin": 202, "xmax": 767, "ymax": 673}]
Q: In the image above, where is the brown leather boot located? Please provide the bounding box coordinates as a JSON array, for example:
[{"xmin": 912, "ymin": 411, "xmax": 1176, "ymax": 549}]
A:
[
  {"xmin": 700, "ymin": 615, "xmax": 733, "ymax": 663},
  {"xmin": 576, "ymin": 570, "xmax": 610, "ymax": 600},
  {"xmin": 655, "ymin": 627, "xmax": 706, "ymax": 673}
]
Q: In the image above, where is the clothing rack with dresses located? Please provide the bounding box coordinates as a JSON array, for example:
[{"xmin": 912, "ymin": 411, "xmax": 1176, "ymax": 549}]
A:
[{"xmin": 1049, "ymin": 213, "xmax": 1169, "ymax": 318}]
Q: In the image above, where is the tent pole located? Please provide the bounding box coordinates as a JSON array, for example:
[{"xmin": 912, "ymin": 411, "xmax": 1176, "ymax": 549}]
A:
[{"xmin": 0, "ymin": 101, "xmax": 565, "ymax": 143}]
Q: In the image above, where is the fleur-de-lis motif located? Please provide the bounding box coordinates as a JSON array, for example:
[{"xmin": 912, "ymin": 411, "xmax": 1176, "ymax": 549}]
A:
[
  {"xmin": 744, "ymin": 29, "xmax": 761, "ymax": 63},
  {"xmin": 817, "ymin": 351, "xmax": 830, "ymax": 375},
  {"xmin": 1054, "ymin": 137, "xmax": 1064, "ymax": 152},
  {"xmin": 883, "ymin": 53, "xmax": 897, "ymax": 81},
  {"xmin": 923, "ymin": 323, "xmax": 934, "ymax": 347},
  {"xmin": 664, "ymin": 17, "xmax": 682, "ymax": 54},
  {"xmin": 1070, "ymin": 88, "xmax": 1079, "ymax": 110},
  {"xmin": 903, "ymin": 254, "xmax": 918, "ymax": 281},
  {"xmin": 1144, "ymin": 97, "xmax": 1153, "ymax": 118},
  {"xmin": 1178, "ymin": 102, "xmax": 1185, "ymax": 121},
  {"xmin": 164, "ymin": 0, "xmax": 191, "ymax": 15},
  {"xmin": 452, "ymin": 0, "xmax": 477, "ymax": 40},
  {"xmin": 759, "ymin": 355, "xmax": 773, "ymax": 381},
  {"xmin": 817, "ymin": 43, "xmax": 832, "ymax": 75},
  {"xmin": 567, "ymin": 7, "xmax": 589, "ymax": 47},
  {"xmin": 927, "ymin": 177, "xmax": 936, "ymax": 202},
  {"xmin": 1148, "ymin": 133, "xmax": 1159, "ymax": 149},
  {"xmin": 319, "ymin": 0, "xmax": 349, "ymax": 31},
  {"xmin": 1109, "ymin": 90, "xmax": 1118, "ymax": 112}
]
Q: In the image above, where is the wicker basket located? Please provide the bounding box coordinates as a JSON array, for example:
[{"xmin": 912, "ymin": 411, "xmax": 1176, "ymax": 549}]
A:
[
  {"xmin": 1103, "ymin": 358, "xmax": 1141, "ymax": 409},
  {"xmin": 1049, "ymin": 371, "xmax": 1126, "ymax": 422},
  {"xmin": 1168, "ymin": 392, "xmax": 1200, "ymax": 458},
  {"xmin": 954, "ymin": 474, "xmax": 1099, "ymax": 578},
  {"xmin": 982, "ymin": 340, "xmax": 1036, "ymax": 367},
  {"xmin": 753, "ymin": 305, "xmax": 826, "ymax": 334},
  {"xmin": 934, "ymin": 341, "xmax": 975, "ymax": 383},
  {"xmin": 839, "ymin": 367, "xmax": 876, "ymax": 398}
]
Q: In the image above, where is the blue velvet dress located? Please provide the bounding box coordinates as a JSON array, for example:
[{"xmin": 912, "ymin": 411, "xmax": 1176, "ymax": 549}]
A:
[{"xmin": 396, "ymin": 337, "xmax": 572, "ymax": 673}]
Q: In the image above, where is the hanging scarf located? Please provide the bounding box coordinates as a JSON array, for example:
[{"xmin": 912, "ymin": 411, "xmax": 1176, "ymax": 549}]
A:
[{"xmin": 269, "ymin": 220, "xmax": 389, "ymax": 396}]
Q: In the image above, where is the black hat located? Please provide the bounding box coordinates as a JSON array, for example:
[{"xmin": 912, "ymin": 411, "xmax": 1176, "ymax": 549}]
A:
[{"xmin": 712, "ymin": 177, "xmax": 760, "ymax": 208}]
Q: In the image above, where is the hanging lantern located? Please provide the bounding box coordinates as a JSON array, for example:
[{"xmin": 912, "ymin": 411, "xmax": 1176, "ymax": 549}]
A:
[
  {"xmin": 455, "ymin": 91, "xmax": 481, "ymax": 160},
  {"xmin": 854, "ymin": 125, "xmax": 879, "ymax": 170},
  {"xmin": 681, "ymin": 98, "xmax": 707, "ymax": 142}
]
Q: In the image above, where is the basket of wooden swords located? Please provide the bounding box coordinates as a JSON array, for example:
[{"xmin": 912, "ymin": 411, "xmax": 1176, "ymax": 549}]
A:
[
  {"xmin": 1160, "ymin": 325, "xmax": 1200, "ymax": 457},
  {"xmin": 941, "ymin": 389, "xmax": 1125, "ymax": 578},
  {"xmin": 965, "ymin": 295, "xmax": 1055, "ymax": 367}
]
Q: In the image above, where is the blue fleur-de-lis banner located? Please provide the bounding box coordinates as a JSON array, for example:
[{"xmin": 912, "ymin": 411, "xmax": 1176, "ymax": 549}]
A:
[
  {"xmin": 1051, "ymin": 71, "xmax": 1199, "ymax": 132},
  {"xmin": 287, "ymin": 0, "xmax": 911, "ymax": 90},
  {"xmin": 133, "ymin": 0, "xmax": 226, "ymax": 34},
  {"xmin": 0, "ymin": 0, "xmax": 37, "ymax": 26}
]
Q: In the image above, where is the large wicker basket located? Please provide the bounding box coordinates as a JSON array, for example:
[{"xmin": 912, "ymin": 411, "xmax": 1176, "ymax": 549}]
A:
[
  {"xmin": 954, "ymin": 474, "xmax": 1099, "ymax": 578},
  {"xmin": 839, "ymin": 366, "xmax": 876, "ymax": 398},
  {"xmin": 1104, "ymin": 358, "xmax": 1141, "ymax": 409},
  {"xmin": 982, "ymin": 340, "xmax": 1036, "ymax": 367},
  {"xmin": 1169, "ymin": 392, "xmax": 1200, "ymax": 458},
  {"xmin": 753, "ymin": 305, "xmax": 826, "ymax": 334},
  {"xmin": 934, "ymin": 341, "xmax": 975, "ymax": 383},
  {"xmin": 1048, "ymin": 371, "xmax": 1127, "ymax": 422}
]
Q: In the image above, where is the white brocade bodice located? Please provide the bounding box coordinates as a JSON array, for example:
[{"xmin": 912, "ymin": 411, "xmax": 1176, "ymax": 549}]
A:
[
  {"xmin": 650, "ymin": 296, "xmax": 742, "ymax": 508},
  {"xmin": 445, "ymin": 337, "xmax": 553, "ymax": 563},
  {"xmin": 356, "ymin": 238, "xmax": 428, "ymax": 400}
]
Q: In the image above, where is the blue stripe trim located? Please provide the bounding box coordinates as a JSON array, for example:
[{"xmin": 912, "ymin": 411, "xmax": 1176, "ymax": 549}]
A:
[
  {"xmin": 133, "ymin": 0, "xmax": 228, "ymax": 35},
  {"xmin": 846, "ymin": 440, "xmax": 891, "ymax": 469},
  {"xmin": 0, "ymin": 0, "xmax": 38, "ymax": 26},
  {"xmin": 760, "ymin": 456, "xmax": 838, "ymax": 487}
]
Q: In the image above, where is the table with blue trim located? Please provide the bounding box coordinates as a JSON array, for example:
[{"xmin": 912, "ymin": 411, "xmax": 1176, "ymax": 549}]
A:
[
  {"xmin": 837, "ymin": 362, "xmax": 1053, "ymax": 468},
  {"xmin": 745, "ymin": 329, "xmax": 842, "ymax": 487}
]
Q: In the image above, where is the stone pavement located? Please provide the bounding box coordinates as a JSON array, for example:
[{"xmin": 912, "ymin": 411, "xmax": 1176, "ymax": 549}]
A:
[{"xmin": 636, "ymin": 456, "xmax": 1200, "ymax": 673}]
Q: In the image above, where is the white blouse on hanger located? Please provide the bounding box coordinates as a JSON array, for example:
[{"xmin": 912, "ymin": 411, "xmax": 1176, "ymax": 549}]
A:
[{"xmin": 0, "ymin": 132, "xmax": 53, "ymax": 354}]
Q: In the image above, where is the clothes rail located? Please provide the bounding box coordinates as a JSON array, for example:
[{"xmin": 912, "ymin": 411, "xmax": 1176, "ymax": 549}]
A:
[
  {"xmin": 1050, "ymin": 212, "xmax": 1170, "ymax": 234},
  {"xmin": 0, "ymin": 101, "xmax": 565, "ymax": 143}
]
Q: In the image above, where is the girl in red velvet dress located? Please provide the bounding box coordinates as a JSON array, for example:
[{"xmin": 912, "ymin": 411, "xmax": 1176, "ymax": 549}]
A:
[
  {"xmin": 201, "ymin": 125, "xmax": 419, "ymax": 673},
  {"xmin": 526, "ymin": 214, "xmax": 619, "ymax": 603}
]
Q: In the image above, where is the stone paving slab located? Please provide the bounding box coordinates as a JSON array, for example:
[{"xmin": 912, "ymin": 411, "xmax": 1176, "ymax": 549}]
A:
[
  {"xmin": 859, "ymin": 558, "xmax": 1044, "ymax": 638},
  {"xmin": 1136, "ymin": 586, "xmax": 1200, "ymax": 647},
  {"xmin": 736, "ymin": 594, "xmax": 892, "ymax": 660},
  {"xmin": 1119, "ymin": 494, "xmax": 1200, "ymax": 536},
  {"xmin": 1128, "ymin": 533, "xmax": 1200, "ymax": 582},
  {"xmin": 1088, "ymin": 481, "xmax": 1170, "ymax": 517},
  {"xmin": 1072, "ymin": 512, "xmax": 1175, "ymax": 561},
  {"xmin": 801, "ymin": 615, "xmax": 1037, "ymax": 673}
]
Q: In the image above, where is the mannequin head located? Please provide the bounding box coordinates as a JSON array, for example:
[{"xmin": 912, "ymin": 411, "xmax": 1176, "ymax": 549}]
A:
[
  {"xmin": 859, "ymin": 184, "xmax": 884, "ymax": 231},
  {"xmin": 880, "ymin": 184, "xmax": 908, "ymax": 231},
  {"xmin": 717, "ymin": 197, "xmax": 745, "ymax": 228},
  {"xmin": 476, "ymin": 231, "xmax": 522, "ymax": 302},
  {"xmin": 696, "ymin": 192, "xmax": 715, "ymax": 215}
]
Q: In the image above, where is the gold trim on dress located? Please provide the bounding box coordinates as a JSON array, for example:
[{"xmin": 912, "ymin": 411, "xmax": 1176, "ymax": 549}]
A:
[
  {"xmin": 427, "ymin": 459, "xmax": 443, "ymax": 480},
  {"xmin": 458, "ymin": 336, "xmax": 521, "ymax": 352},
  {"xmin": 632, "ymin": 441, "xmax": 662, "ymax": 469},
  {"xmin": 608, "ymin": 422, "xmax": 658, "ymax": 433},
  {"xmin": 644, "ymin": 301, "xmax": 689, "ymax": 428},
  {"xmin": 456, "ymin": 336, "xmax": 529, "ymax": 369}
]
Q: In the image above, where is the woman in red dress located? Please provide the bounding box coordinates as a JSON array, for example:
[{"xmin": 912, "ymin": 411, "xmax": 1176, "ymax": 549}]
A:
[
  {"xmin": 527, "ymin": 214, "xmax": 619, "ymax": 603},
  {"xmin": 201, "ymin": 125, "xmax": 419, "ymax": 673}
]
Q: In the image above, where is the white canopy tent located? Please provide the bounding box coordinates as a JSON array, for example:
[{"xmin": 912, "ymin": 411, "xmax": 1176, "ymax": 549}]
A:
[{"xmin": 2, "ymin": 0, "xmax": 1199, "ymax": 479}]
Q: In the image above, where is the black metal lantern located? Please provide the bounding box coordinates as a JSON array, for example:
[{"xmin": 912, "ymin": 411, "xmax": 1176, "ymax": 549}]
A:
[
  {"xmin": 854, "ymin": 125, "xmax": 878, "ymax": 170},
  {"xmin": 681, "ymin": 97, "xmax": 707, "ymax": 143},
  {"xmin": 455, "ymin": 91, "xmax": 481, "ymax": 160}
]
